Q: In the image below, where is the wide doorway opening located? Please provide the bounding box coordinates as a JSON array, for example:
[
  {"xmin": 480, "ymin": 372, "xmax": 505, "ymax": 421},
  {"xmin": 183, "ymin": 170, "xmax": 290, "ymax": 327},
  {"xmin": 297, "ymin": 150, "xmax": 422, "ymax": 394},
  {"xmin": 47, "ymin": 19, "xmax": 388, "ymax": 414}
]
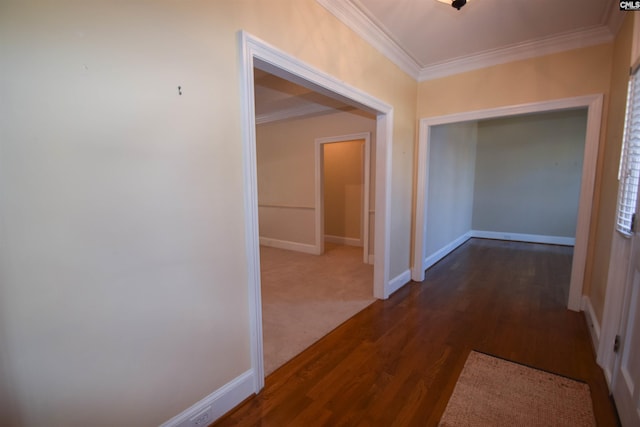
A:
[
  {"xmin": 239, "ymin": 31, "xmax": 393, "ymax": 389},
  {"xmin": 413, "ymin": 95, "xmax": 603, "ymax": 311},
  {"xmin": 254, "ymin": 71, "xmax": 377, "ymax": 374}
]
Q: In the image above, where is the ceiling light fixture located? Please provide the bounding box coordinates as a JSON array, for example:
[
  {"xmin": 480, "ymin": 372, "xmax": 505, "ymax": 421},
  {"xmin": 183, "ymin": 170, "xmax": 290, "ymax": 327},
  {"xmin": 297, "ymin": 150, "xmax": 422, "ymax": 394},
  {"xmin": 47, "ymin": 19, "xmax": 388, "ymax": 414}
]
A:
[{"xmin": 436, "ymin": 0, "xmax": 469, "ymax": 10}]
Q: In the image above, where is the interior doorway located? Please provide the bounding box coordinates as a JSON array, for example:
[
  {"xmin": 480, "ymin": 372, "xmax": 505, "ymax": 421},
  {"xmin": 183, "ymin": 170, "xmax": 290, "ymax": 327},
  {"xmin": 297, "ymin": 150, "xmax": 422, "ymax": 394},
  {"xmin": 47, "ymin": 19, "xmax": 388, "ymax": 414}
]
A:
[
  {"xmin": 316, "ymin": 133, "xmax": 371, "ymax": 264},
  {"xmin": 239, "ymin": 31, "xmax": 393, "ymax": 391},
  {"xmin": 412, "ymin": 95, "xmax": 604, "ymax": 312},
  {"xmin": 255, "ymin": 114, "xmax": 375, "ymax": 375}
]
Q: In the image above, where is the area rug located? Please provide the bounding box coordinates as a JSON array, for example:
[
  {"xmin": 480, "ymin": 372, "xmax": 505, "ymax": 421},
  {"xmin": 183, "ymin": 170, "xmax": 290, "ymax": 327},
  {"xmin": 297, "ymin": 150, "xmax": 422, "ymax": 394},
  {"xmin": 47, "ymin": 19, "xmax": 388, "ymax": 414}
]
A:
[{"xmin": 439, "ymin": 351, "xmax": 596, "ymax": 426}]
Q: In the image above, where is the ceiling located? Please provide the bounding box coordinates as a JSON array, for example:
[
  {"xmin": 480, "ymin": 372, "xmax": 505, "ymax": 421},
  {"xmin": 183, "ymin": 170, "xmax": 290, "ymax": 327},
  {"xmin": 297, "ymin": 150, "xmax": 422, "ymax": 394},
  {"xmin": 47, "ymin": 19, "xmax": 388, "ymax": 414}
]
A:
[
  {"xmin": 254, "ymin": 69, "xmax": 357, "ymax": 124},
  {"xmin": 254, "ymin": 0, "xmax": 623, "ymax": 124},
  {"xmin": 318, "ymin": 0, "xmax": 623, "ymax": 80}
]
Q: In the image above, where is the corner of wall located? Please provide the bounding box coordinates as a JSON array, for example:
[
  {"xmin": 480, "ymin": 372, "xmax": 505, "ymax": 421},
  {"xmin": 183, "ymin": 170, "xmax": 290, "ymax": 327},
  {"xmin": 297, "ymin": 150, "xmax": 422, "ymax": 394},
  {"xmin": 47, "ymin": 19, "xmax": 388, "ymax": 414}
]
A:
[{"xmin": 387, "ymin": 269, "xmax": 412, "ymax": 297}]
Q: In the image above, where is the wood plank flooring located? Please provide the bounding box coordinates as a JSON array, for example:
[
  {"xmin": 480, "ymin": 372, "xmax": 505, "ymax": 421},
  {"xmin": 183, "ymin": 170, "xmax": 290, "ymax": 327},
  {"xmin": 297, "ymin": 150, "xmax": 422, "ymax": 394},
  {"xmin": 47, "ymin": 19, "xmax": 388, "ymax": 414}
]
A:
[{"xmin": 212, "ymin": 238, "xmax": 619, "ymax": 426}]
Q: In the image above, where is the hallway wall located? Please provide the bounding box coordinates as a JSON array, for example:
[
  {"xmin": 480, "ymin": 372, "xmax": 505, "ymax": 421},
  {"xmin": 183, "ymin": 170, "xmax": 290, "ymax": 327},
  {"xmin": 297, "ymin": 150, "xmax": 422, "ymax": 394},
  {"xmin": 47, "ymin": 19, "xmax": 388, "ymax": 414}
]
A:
[
  {"xmin": 257, "ymin": 110, "xmax": 375, "ymax": 253},
  {"xmin": 0, "ymin": 1, "xmax": 417, "ymax": 426}
]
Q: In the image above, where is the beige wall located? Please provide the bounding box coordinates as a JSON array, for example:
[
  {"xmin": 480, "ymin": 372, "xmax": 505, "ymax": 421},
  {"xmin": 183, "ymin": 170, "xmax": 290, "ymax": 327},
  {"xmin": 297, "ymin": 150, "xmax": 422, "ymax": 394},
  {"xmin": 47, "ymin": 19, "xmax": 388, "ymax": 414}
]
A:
[
  {"xmin": 324, "ymin": 139, "xmax": 364, "ymax": 241},
  {"xmin": 418, "ymin": 43, "xmax": 615, "ymax": 318},
  {"xmin": 417, "ymin": 44, "xmax": 613, "ymax": 118},
  {"xmin": 0, "ymin": 1, "xmax": 416, "ymax": 426},
  {"xmin": 257, "ymin": 110, "xmax": 376, "ymax": 251}
]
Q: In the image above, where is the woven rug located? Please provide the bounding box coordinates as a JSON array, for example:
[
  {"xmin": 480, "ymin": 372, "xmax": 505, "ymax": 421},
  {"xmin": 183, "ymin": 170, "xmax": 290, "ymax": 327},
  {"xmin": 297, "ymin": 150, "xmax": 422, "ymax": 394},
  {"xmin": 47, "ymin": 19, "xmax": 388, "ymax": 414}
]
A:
[{"xmin": 439, "ymin": 351, "xmax": 596, "ymax": 426}]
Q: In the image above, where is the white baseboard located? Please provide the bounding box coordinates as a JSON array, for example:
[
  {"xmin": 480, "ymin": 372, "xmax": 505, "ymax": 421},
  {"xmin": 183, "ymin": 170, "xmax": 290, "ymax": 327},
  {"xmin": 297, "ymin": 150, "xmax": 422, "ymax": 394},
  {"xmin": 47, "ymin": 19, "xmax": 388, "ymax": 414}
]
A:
[
  {"xmin": 160, "ymin": 370, "xmax": 254, "ymax": 427},
  {"xmin": 470, "ymin": 230, "xmax": 575, "ymax": 246},
  {"xmin": 423, "ymin": 231, "xmax": 472, "ymax": 271},
  {"xmin": 325, "ymin": 235, "xmax": 363, "ymax": 247},
  {"xmin": 260, "ymin": 237, "xmax": 319, "ymax": 254},
  {"xmin": 387, "ymin": 269, "xmax": 411, "ymax": 297},
  {"xmin": 582, "ymin": 295, "xmax": 601, "ymax": 354}
]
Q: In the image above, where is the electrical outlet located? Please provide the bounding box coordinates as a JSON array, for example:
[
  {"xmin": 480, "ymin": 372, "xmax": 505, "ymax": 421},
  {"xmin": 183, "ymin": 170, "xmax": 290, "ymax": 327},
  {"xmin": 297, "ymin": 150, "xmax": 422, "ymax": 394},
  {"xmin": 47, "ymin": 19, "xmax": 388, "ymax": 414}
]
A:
[{"xmin": 186, "ymin": 406, "xmax": 213, "ymax": 427}]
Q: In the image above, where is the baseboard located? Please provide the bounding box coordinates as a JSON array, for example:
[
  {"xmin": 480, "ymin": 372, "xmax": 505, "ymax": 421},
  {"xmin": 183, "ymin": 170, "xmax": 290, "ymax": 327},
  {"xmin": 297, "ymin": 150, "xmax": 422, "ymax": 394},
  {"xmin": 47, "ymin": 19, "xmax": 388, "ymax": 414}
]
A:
[
  {"xmin": 260, "ymin": 237, "xmax": 319, "ymax": 254},
  {"xmin": 387, "ymin": 269, "xmax": 411, "ymax": 297},
  {"xmin": 470, "ymin": 230, "xmax": 575, "ymax": 246},
  {"xmin": 160, "ymin": 370, "xmax": 254, "ymax": 427},
  {"xmin": 423, "ymin": 231, "xmax": 472, "ymax": 271},
  {"xmin": 602, "ymin": 360, "xmax": 614, "ymax": 389},
  {"xmin": 582, "ymin": 295, "xmax": 601, "ymax": 354},
  {"xmin": 325, "ymin": 235, "xmax": 363, "ymax": 247}
]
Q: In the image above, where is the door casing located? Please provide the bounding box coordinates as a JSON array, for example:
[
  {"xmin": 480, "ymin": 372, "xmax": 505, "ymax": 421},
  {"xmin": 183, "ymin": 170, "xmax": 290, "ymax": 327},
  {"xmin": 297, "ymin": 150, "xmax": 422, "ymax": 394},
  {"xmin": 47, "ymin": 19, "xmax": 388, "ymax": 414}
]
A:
[
  {"xmin": 315, "ymin": 133, "xmax": 371, "ymax": 264},
  {"xmin": 412, "ymin": 94, "xmax": 603, "ymax": 312}
]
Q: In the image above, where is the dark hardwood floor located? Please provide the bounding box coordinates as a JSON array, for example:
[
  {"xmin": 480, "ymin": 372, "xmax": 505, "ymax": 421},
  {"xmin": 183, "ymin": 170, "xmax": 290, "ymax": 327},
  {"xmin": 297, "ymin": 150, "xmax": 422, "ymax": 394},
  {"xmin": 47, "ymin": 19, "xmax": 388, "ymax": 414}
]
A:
[{"xmin": 212, "ymin": 238, "xmax": 619, "ymax": 426}]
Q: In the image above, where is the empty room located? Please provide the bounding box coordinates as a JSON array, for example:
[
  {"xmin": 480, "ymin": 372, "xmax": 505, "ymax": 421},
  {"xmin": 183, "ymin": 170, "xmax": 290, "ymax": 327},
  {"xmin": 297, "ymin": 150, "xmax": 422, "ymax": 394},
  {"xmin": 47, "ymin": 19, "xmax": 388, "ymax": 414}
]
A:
[{"xmin": 419, "ymin": 109, "xmax": 588, "ymax": 305}]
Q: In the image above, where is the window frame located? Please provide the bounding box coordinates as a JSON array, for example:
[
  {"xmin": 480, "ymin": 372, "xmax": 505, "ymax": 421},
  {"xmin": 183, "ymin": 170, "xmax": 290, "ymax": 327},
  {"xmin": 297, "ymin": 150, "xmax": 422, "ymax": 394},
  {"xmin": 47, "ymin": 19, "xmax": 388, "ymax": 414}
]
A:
[{"xmin": 616, "ymin": 70, "xmax": 640, "ymax": 237}]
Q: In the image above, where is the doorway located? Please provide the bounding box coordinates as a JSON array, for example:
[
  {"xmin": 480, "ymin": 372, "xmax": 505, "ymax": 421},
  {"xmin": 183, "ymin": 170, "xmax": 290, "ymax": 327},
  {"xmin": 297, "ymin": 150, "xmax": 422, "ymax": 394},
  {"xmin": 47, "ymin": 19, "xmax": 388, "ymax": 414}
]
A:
[
  {"xmin": 316, "ymin": 133, "xmax": 371, "ymax": 264},
  {"xmin": 255, "ymin": 116, "xmax": 375, "ymax": 375},
  {"xmin": 239, "ymin": 31, "xmax": 393, "ymax": 391},
  {"xmin": 412, "ymin": 95, "xmax": 604, "ymax": 312}
]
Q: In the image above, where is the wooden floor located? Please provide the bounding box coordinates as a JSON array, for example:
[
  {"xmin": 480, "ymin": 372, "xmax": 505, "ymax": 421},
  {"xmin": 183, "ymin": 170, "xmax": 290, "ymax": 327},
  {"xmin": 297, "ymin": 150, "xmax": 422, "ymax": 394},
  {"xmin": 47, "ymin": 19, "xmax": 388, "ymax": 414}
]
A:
[{"xmin": 212, "ymin": 239, "xmax": 619, "ymax": 426}]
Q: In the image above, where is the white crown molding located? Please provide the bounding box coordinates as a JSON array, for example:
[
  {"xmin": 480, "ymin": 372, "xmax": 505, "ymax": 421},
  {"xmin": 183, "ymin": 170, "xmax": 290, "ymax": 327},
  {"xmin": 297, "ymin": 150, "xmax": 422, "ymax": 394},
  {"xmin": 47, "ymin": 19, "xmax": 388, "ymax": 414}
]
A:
[
  {"xmin": 316, "ymin": 0, "xmax": 421, "ymax": 79},
  {"xmin": 255, "ymin": 103, "xmax": 341, "ymax": 125},
  {"xmin": 418, "ymin": 25, "xmax": 614, "ymax": 81},
  {"xmin": 317, "ymin": 0, "xmax": 616, "ymax": 83}
]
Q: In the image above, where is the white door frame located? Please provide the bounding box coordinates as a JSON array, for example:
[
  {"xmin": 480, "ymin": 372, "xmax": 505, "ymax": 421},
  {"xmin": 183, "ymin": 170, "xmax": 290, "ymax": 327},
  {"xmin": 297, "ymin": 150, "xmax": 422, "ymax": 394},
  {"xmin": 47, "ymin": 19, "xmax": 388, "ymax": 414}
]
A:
[
  {"xmin": 315, "ymin": 133, "xmax": 371, "ymax": 264},
  {"xmin": 238, "ymin": 31, "xmax": 393, "ymax": 392},
  {"xmin": 412, "ymin": 94, "xmax": 603, "ymax": 312}
]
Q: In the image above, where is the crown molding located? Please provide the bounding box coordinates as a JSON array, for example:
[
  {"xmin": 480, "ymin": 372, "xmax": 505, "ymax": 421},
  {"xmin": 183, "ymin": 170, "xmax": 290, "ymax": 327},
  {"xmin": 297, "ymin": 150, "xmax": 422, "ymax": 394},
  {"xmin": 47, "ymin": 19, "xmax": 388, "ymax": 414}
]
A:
[
  {"xmin": 256, "ymin": 103, "xmax": 332, "ymax": 124},
  {"xmin": 256, "ymin": 103, "xmax": 349, "ymax": 125},
  {"xmin": 317, "ymin": 0, "xmax": 617, "ymax": 83},
  {"xmin": 418, "ymin": 25, "xmax": 614, "ymax": 81},
  {"xmin": 316, "ymin": 0, "xmax": 421, "ymax": 79}
]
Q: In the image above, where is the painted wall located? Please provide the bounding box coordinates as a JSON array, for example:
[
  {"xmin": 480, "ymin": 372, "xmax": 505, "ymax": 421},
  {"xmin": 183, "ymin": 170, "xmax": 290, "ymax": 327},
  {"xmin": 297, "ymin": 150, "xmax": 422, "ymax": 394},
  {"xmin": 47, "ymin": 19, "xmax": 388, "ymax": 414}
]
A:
[
  {"xmin": 472, "ymin": 110, "xmax": 587, "ymax": 238},
  {"xmin": 425, "ymin": 122, "xmax": 477, "ymax": 258},
  {"xmin": 418, "ymin": 42, "xmax": 613, "ymax": 318},
  {"xmin": 257, "ymin": 111, "xmax": 376, "ymax": 253},
  {"xmin": 324, "ymin": 139, "xmax": 364, "ymax": 242},
  {"xmin": 0, "ymin": 1, "xmax": 417, "ymax": 426},
  {"xmin": 417, "ymin": 44, "xmax": 613, "ymax": 118}
]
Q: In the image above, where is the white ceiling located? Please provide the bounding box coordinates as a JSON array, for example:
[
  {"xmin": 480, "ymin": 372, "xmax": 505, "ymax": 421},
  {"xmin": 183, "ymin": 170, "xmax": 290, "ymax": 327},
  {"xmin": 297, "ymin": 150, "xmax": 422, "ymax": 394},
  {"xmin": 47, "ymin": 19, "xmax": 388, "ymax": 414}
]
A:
[
  {"xmin": 318, "ymin": 0, "xmax": 624, "ymax": 80},
  {"xmin": 255, "ymin": 0, "xmax": 624, "ymax": 123}
]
